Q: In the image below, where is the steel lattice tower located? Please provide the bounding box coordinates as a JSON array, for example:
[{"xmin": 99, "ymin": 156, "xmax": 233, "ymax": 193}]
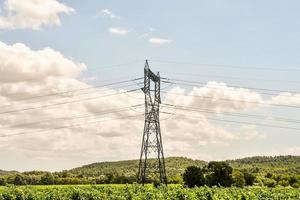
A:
[{"xmin": 138, "ymin": 60, "xmax": 167, "ymax": 185}]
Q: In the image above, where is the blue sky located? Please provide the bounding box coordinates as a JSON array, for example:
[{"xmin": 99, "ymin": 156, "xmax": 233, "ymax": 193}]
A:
[
  {"xmin": 0, "ymin": 0, "xmax": 299, "ymax": 171},
  {"xmin": 2, "ymin": 0, "xmax": 300, "ymax": 89}
]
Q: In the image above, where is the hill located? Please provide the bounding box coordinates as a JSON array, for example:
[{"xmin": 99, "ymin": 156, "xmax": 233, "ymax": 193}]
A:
[
  {"xmin": 227, "ymin": 155, "xmax": 300, "ymax": 174},
  {"xmin": 0, "ymin": 170, "xmax": 7, "ymax": 175},
  {"xmin": 0, "ymin": 155, "xmax": 299, "ymax": 185},
  {"xmin": 66, "ymin": 155, "xmax": 300, "ymax": 178},
  {"xmin": 1, "ymin": 155, "xmax": 299, "ymax": 180},
  {"xmin": 67, "ymin": 157, "xmax": 206, "ymax": 178},
  {"xmin": 0, "ymin": 170, "xmax": 17, "ymax": 176}
]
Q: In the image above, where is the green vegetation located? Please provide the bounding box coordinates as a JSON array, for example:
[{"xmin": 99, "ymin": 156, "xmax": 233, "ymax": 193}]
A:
[
  {"xmin": 183, "ymin": 166, "xmax": 205, "ymax": 187},
  {"xmin": 0, "ymin": 156, "xmax": 299, "ymax": 187},
  {"xmin": 0, "ymin": 185, "xmax": 299, "ymax": 200},
  {"xmin": 227, "ymin": 155, "xmax": 300, "ymax": 174},
  {"xmin": 182, "ymin": 161, "xmax": 257, "ymax": 188},
  {"xmin": 69, "ymin": 157, "xmax": 206, "ymax": 179},
  {"xmin": 206, "ymin": 161, "xmax": 233, "ymax": 187},
  {"xmin": 0, "ymin": 156, "xmax": 299, "ymax": 199}
]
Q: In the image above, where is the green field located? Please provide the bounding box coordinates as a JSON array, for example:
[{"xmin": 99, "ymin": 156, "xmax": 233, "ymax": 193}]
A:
[{"xmin": 0, "ymin": 185, "xmax": 300, "ymax": 200}]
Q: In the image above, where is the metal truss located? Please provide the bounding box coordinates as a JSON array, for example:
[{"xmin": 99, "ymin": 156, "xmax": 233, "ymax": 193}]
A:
[{"xmin": 137, "ymin": 60, "xmax": 167, "ymax": 185}]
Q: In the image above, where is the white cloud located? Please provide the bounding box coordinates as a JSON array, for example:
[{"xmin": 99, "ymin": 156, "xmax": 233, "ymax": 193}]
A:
[
  {"xmin": 162, "ymin": 114, "xmax": 237, "ymax": 147},
  {"xmin": 148, "ymin": 37, "xmax": 172, "ymax": 45},
  {"xmin": 286, "ymin": 146, "xmax": 300, "ymax": 155},
  {"xmin": 109, "ymin": 27, "xmax": 129, "ymax": 35},
  {"xmin": 98, "ymin": 9, "xmax": 120, "ymax": 20},
  {"xmin": 0, "ymin": 0, "xmax": 74, "ymax": 30},
  {"xmin": 0, "ymin": 41, "xmax": 86, "ymax": 84},
  {"xmin": 165, "ymin": 82, "xmax": 263, "ymax": 113},
  {"xmin": 243, "ymin": 131, "xmax": 267, "ymax": 141},
  {"xmin": 230, "ymin": 125, "xmax": 267, "ymax": 141},
  {"xmin": 240, "ymin": 146, "xmax": 300, "ymax": 158},
  {"xmin": 268, "ymin": 93, "xmax": 300, "ymax": 105},
  {"xmin": 0, "ymin": 43, "xmax": 299, "ymax": 171}
]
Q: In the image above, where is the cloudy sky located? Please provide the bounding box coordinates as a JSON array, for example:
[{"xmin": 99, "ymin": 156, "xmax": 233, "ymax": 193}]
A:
[{"xmin": 0, "ymin": 0, "xmax": 299, "ymax": 172}]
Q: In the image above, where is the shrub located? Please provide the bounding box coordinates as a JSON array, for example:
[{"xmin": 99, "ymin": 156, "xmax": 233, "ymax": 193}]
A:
[
  {"xmin": 183, "ymin": 166, "xmax": 205, "ymax": 188},
  {"xmin": 243, "ymin": 171, "xmax": 255, "ymax": 186},
  {"xmin": 0, "ymin": 177, "xmax": 6, "ymax": 186},
  {"xmin": 206, "ymin": 162, "xmax": 233, "ymax": 187},
  {"xmin": 232, "ymin": 171, "xmax": 245, "ymax": 187},
  {"xmin": 263, "ymin": 178, "xmax": 277, "ymax": 188}
]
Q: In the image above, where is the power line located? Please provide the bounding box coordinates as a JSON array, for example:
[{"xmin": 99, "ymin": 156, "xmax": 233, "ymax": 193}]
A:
[
  {"xmin": 163, "ymin": 110, "xmax": 300, "ymax": 131},
  {"xmin": 161, "ymin": 91, "xmax": 300, "ymax": 109},
  {"xmin": 162, "ymin": 80, "xmax": 300, "ymax": 99},
  {"xmin": 162, "ymin": 103, "xmax": 300, "ymax": 124},
  {"xmin": 149, "ymin": 59, "xmax": 300, "ymax": 72},
  {"xmin": 163, "ymin": 78, "xmax": 300, "ymax": 95},
  {"xmin": 2, "ymin": 61, "xmax": 143, "ymax": 84},
  {"xmin": 0, "ymin": 81, "xmax": 142, "ymax": 110},
  {"xmin": 0, "ymin": 88, "xmax": 141, "ymax": 115},
  {"xmin": 0, "ymin": 104, "xmax": 144, "ymax": 130},
  {"xmin": 2, "ymin": 78, "xmax": 143, "ymax": 105},
  {"xmin": 0, "ymin": 114, "xmax": 144, "ymax": 138},
  {"xmin": 158, "ymin": 71, "xmax": 300, "ymax": 84}
]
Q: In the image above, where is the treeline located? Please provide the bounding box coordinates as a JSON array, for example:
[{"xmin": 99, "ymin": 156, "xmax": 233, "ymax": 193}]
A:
[
  {"xmin": 229, "ymin": 155, "xmax": 300, "ymax": 164},
  {"xmin": 0, "ymin": 171, "xmax": 138, "ymax": 185},
  {"xmin": 0, "ymin": 162, "xmax": 299, "ymax": 188},
  {"xmin": 0, "ymin": 156, "xmax": 299, "ymax": 187},
  {"xmin": 183, "ymin": 161, "xmax": 300, "ymax": 188}
]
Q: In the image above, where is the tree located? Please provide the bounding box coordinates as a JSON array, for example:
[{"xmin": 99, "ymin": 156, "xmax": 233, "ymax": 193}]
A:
[
  {"xmin": 41, "ymin": 172, "xmax": 54, "ymax": 185},
  {"xmin": 265, "ymin": 172, "xmax": 273, "ymax": 178},
  {"xmin": 292, "ymin": 182, "xmax": 299, "ymax": 188},
  {"xmin": 14, "ymin": 174, "xmax": 26, "ymax": 185},
  {"xmin": 278, "ymin": 180, "xmax": 289, "ymax": 187},
  {"xmin": 183, "ymin": 166, "xmax": 205, "ymax": 188},
  {"xmin": 288, "ymin": 176, "xmax": 298, "ymax": 186},
  {"xmin": 60, "ymin": 170, "xmax": 70, "ymax": 178},
  {"xmin": 206, "ymin": 161, "xmax": 233, "ymax": 187},
  {"xmin": 104, "ymin": 173, "xmax": 114, "ymax": 184},
  {"xmin": 169, "ymin": 174, "xmax": 183, "ymax": 184},
  {"xmin": 243, "ymin": 171, "xmax": 256, "ymax": 186},
  {"xmin": 263, "ymin": 178, "xmax": 276, "ymax": 187},
  {"xmin": 232, "ymin": 170, "xmax": 245, "ymax": 187},
  {"xmin": 0, "ymin": 177, "xmax": 6, "ymax": 186}
]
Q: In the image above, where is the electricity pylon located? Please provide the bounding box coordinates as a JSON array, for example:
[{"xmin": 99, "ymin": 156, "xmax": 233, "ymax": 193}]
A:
[{"xmin": 137, "ymin": 60, "xmax": 167, "ymax": 185}]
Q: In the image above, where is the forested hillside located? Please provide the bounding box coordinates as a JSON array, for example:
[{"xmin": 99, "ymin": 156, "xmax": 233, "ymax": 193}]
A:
[
  {"xmin": 68, "ymin": 157, "xmax": 206, "ymax": 178},
  {"xmin": 0, "ymin": 171, "xmax": 7, "ymax": 176},
  {"xmin": 0, "ymin": 170, "xmax": 17, "ymax": 176},
  {"xmin": 68, "ymin": 155, "xmax": 300, "ymax": 177},
  {"xmin": 0, "ymin": 156, "xmax": 299, "ymax": 186},
  {"xmin": 228, "ymin": 155, "xmax": 300, "ymax": 174}
]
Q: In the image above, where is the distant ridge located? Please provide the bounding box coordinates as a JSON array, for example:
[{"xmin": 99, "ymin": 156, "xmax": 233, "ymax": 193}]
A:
[
  {"xmin": 0, "ymin": 170, "xmax": 17, "ymax": 175},
  {"xmin": 1, "ymin": 155, "xmax": 299, "ymax": 175},
  {"xmin": 67, "ymin": 155, "xmax": 300, "ymax": 177}
]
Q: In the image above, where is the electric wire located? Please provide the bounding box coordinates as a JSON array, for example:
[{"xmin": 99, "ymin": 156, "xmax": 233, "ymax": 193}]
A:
[
  {"xmin": 158, "ymin": 71, "xmax": 300, "ymax": 84},
  {"xmin": 4, "ymin": 61, "xmax": 143, "ymax": 84},
  {"xmin": 0, "ymin": 114, "xmax": 144, "ymax": 138},
  {"xmin": 1, "ymin": 81, "xmax": 143, "ymax": 110},
  {"xmin": 160, "ymin": 91, "xmax": 300, "ymax": 109},
  {"xmin": 0, "ymin": 104, "xmax": 144, "ymax": 129},
  {"xmin": 149, "ymin": 59, "xmax": 300, "ymax": 72},
  {"xmin": 2, "ymin": 78, "xmax": 143, "ymax": 105},
  {"xmin": 0, "ymin": 88, "xmax": 141, "ymax": 115},
  {"xmin": 162, "ymin": 103, "xmax": 300, "ymax": 124},
  {"xmin": 162, "ymin": 78, "xmax": 300, "ymax": 95},
  {"xmin": 161, "ymin": 109, "xmax": 300, "ymax": 131}
]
